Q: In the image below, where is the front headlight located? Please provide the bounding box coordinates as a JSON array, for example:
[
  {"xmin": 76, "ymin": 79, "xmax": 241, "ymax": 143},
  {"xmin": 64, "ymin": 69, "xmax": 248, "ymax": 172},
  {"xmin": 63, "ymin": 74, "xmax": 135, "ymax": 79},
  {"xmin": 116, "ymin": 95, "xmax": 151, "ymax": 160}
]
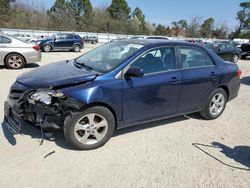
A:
[{"xmin": 28, "ymin": 89, "xmax": 64, "ymax": 105}]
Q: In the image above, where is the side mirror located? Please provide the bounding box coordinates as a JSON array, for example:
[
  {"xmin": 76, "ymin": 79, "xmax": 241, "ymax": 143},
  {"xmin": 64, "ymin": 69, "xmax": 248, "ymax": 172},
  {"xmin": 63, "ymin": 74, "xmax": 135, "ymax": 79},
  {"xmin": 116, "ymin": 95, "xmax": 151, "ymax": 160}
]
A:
[
  {"xmin": 124, "ymin": 67, "xmax": 144, "ymax": 79},
  {"xmin": 217, "ymin": 47, "xmax": 221, "ymax": 52}
]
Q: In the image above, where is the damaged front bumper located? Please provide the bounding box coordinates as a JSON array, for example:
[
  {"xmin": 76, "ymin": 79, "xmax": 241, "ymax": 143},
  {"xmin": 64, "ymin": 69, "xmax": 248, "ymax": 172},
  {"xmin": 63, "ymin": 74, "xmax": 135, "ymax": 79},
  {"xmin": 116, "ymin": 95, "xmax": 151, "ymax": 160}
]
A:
[{"xmin": 4, "ymin": 84, "xmax": 85, "ymax": 135}]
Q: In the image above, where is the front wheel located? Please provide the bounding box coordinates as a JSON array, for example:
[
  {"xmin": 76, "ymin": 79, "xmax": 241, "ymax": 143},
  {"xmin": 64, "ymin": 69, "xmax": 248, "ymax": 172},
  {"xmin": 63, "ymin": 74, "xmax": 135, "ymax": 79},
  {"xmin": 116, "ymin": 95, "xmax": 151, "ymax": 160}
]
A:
[
  {"xmin": 200, "ymin": 88, "xmax": 227, "ymax": 120},
  {"xmin": 43, "ymin": 44, "xmax": 52, "ymax": 52},
  {"xmin": 64, "ymin": 106, "xmax": 115, "ymax": 150}
]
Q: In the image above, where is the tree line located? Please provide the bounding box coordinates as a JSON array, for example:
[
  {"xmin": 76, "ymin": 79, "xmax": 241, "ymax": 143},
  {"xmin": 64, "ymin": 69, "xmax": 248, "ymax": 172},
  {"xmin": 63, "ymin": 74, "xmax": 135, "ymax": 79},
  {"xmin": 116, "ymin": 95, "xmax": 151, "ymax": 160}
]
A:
[{"xmin": 0, "ymin": 0, "xmax": 249, "ymax": 39}]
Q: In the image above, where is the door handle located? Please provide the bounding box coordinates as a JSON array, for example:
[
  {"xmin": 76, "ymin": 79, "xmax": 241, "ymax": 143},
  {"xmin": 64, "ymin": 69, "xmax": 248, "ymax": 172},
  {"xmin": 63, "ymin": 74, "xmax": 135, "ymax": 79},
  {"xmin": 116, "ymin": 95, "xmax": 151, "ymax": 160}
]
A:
[
  {"xmin": 171, "ymin": 76, "xmax": 181, "ymax": 85},
  {"xmin": 0, "ymin": 45, "xmax": 7, "ymax": 48},
  {"xmin": 209, "ymin": 72, "xmax": 216, "ymax": 77}
]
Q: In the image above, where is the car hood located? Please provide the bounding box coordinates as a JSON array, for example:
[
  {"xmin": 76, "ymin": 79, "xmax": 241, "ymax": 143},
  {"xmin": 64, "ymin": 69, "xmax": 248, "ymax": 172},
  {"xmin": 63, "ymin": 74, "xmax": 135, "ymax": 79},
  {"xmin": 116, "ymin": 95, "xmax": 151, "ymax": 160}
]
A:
[{"xmin": 17, "ymin": 61, "xmax": 98, "ymax": 88}]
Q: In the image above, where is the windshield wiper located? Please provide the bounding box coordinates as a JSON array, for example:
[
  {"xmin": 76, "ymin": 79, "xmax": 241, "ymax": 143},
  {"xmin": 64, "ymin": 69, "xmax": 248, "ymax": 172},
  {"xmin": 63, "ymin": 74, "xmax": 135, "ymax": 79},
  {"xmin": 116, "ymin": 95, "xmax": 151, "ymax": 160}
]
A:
[{"xmin": 74, "ymin": 60, "xmax": 93, "ymax": 71}]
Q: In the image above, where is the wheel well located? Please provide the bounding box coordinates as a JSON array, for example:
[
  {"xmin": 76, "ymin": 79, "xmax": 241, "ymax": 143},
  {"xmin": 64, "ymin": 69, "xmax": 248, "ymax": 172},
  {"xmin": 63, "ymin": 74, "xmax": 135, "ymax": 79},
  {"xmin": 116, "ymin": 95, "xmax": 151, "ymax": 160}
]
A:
[
  {"xmin": 73, "ymin": 43, "xmax": 82, "ymax": 48},
  {"xmin": 4, "ymin": 52, "xmax": 27, "ymax": 65},
  {"xmin": 82, "ymin": 102, "xmax": 118, "ymax": 128},
  {"xmin": 43, "ymin": 43, "xmax": 53, "ymax": 49},
  {"xmin": 218, "ymin": 85, "xmax": 229, "ymax": 100}
]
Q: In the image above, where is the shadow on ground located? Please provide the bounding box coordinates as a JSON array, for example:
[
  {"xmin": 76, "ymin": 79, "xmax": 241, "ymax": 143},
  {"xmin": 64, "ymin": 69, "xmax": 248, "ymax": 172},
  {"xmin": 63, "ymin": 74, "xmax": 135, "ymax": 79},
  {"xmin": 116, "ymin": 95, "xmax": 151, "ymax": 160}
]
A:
[
  {"xmin": 241, "ymin": 76, "xmax": 250, "ymax": 86},
  {"xmin": 193, "ymin": 142, "xmax": 250, "ymax": 171},
  {"xmin": 1, "ymin": 113, "xmax": 201, "ymax": 150},
  {"xmin": 0, "ymin": 63, "xmax": 39, "ymax": 70}
]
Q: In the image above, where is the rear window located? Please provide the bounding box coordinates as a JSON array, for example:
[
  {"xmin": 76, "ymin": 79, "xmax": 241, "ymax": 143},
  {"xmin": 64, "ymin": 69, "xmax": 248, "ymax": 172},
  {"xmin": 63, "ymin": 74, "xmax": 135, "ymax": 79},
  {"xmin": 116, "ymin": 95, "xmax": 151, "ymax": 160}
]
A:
[
  {"xmin": 0, "ymin": 36, "xmax": 11, "ymax": 43},
  {"xmin": 180, "ymin": 47, "xmax": 214, "ymax": 68}
]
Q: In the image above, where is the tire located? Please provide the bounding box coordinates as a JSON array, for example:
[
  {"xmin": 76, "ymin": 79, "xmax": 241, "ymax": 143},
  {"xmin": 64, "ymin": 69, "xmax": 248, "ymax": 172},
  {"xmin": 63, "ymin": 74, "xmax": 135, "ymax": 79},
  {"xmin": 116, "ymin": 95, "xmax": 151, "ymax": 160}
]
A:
[
  {"xmin": 231, "ymin": 54, "xmax": 239, "ymax": 63},
  {"xmin": 43, "ymin": 44, "xmax": 51, "ymax": 52},
  {"xmin": 200, "ymin": 88, "xmax": 227, "ymax": 120},
  {"xmin": 64, "ymin": 106, "xmax": 115, "ymax": 150},
  {"xmin": 73, "ymin": 44, "xmax": 81, "ymax": 52},
  {"xmin": 5, "ymin": 53, "xmax": 25, "ymax": 69}
]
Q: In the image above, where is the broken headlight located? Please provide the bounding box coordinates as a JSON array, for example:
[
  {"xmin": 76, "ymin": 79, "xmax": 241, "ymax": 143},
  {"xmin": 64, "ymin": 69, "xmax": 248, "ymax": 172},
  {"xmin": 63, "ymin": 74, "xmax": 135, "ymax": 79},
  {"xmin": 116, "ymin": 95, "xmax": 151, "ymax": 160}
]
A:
[{"xmin": 28, "ymin": 90, "xmax": 64, "ymax": 105}]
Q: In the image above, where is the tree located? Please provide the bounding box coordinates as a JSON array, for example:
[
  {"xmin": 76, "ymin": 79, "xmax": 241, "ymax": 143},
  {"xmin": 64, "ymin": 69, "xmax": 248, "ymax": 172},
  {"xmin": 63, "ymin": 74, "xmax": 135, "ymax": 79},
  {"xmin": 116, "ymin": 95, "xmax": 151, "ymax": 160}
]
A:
[
  {"xmin": 235, "ymin": 2, "xmax": 250, "ymax": 37},
  {"xmin": 107, "ymin": 0, "xmax": 131, "ymax": 20},
  {"xmin": 154, "ymin": 24, "xmax": 170, "ymax": 36},
  {"xmin": 171, "ymin": 19, "xmax": 187, "ymax": 37},
  {"xmin": 186, "ymin": 16, "xmax": 203, "ymax": 38},
  {"xmin": 200, "ymin": 17, "xmax": 214, "ymax": 38},
  {"xmin": 47, "ymin": 0, "xmax": 73, "ymax": 30},
  {"xmin": 212, "ymin": 22, "xmax": 229, "ymax": 39},
  {"xmin": 69, "ymin": 0, "xmax": 93, "ymax": 30},
  {"xmin": 0, "ymin": 0, "xmax": 15, "ymax": 27},
  {"xmin": 131, "ymin": 7, "xmax": 148, "ymax": 34}
]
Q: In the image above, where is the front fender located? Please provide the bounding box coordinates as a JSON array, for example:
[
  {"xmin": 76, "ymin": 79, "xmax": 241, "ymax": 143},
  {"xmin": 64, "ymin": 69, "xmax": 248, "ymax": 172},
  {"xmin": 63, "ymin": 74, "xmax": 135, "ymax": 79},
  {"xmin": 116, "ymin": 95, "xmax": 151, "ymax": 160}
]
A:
[{"xmin": 60, "ymin": 80, "xmax": 122, "ymax": 120}]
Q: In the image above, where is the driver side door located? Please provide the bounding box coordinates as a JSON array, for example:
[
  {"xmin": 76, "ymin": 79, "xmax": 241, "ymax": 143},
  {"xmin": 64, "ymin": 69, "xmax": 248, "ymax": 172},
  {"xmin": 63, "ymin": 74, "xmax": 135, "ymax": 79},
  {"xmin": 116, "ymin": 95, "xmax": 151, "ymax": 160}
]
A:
[{"xmin": 121, "ymin": 46, "xmax": 182, "ymax": 125}]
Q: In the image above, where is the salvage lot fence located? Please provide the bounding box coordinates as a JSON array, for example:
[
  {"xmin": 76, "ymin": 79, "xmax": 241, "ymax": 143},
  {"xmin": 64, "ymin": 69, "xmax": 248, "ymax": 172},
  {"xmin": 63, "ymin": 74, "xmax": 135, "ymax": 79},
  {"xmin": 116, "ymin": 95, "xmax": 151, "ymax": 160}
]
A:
[
  {"xmin": 1, "ymin": 28, "xmax": 249, "ymax": 44},
  {"xmin": 0, "ymin": 28, "xmax": 145, "ymax": 43}
]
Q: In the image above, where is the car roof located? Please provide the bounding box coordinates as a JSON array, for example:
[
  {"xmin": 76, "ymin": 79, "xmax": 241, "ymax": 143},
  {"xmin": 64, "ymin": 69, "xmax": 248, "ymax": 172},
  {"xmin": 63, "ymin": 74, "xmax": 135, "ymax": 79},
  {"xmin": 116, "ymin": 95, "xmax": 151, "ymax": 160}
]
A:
[{"xmin": 119, "ymin": 39, "xmax": 199, "ymax": 47}]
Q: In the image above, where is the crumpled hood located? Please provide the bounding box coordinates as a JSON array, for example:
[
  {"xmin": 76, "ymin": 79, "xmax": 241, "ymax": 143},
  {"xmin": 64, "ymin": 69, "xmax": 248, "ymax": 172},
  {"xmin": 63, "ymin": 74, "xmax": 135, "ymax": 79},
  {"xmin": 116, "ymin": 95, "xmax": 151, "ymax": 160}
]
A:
[{"xmin": 17, "ymin": 61, "xmax": 97, "ymax": 88}]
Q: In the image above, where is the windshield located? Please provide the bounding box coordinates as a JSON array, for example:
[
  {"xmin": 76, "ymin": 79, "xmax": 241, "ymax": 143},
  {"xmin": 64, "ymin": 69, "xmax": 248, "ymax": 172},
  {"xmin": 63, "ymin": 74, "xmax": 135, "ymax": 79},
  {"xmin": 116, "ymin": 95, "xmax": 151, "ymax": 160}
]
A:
[{"xmin": 75, "ymin": 41, "xmax": 144, "ymax": 73}]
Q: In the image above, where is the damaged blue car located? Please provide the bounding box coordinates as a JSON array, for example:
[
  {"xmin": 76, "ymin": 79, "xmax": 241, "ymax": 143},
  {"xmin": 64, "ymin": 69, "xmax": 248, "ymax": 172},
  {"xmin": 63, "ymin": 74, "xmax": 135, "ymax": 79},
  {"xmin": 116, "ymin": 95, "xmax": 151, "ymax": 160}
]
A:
[{"xmin": 4, "ymin": 40, "xmax": 241, "ymax": 150}]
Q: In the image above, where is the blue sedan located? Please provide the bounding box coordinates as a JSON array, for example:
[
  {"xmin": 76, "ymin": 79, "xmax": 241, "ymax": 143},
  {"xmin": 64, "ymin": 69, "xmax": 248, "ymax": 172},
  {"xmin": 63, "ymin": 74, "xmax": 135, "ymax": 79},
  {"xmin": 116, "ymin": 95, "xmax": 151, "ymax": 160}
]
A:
[{"xmin": 4, "ymin": 40, "xmax": 241, "ymax": 150}]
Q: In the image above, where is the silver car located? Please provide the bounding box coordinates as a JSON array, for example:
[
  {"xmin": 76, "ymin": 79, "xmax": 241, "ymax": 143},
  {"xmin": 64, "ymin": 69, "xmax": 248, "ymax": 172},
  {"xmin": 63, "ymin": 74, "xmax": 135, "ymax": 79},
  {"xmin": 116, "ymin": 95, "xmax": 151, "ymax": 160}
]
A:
[{"xmin": 0, "ymin": 34, "xmax": 41, "ymax": 69}]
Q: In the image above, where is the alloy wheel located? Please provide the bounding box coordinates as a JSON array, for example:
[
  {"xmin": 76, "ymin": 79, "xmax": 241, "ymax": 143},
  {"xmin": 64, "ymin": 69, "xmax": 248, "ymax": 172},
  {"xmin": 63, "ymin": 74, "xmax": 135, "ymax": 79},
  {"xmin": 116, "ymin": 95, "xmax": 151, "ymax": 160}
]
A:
[
  {"xmin": 74, "ymin": 113, "xmax": 108, "ymax": 145},
  {"xmin": 233, "ymin": 55, "xmax": 239, "ymax": 63},
  {"xmin": 8, "ymin": 55, "xmax": 23, "ymax": 69},
  {"xmin": 209, "ymin": 93, "xmax": 225, "ymax": 116},
  {"xmin": 44, "ymin": 45, "xmax": 51, "ymax": 52}
]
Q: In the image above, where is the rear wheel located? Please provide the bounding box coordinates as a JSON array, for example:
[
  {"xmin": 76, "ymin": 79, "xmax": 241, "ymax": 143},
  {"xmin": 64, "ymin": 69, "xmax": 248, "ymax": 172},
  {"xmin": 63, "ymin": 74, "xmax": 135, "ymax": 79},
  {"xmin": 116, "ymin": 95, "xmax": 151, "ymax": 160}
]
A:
[
  {"xmin": 231, "ymin": 54, "xmax": 239, "ymax": 63},
  {"xmin": 200, "ymin": 88, "xmax": 227, "ymax": 120},
  {"xmin": 5, "ymin": 53, "xmax": 25, "ymax": 69},
  {"xmin": 73, "ymin": 44, "xmax": 81, "ymax": 52},
  {"xmin": 64, "ymin": 106, "xmax": 115, "ymax": 150}
]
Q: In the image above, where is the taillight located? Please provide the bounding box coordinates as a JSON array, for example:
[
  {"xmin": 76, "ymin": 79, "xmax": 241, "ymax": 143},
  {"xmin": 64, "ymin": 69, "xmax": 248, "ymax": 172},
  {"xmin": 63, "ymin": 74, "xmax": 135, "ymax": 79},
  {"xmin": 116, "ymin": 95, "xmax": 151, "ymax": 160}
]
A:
[
  {"xmin": 32, "ymin": 45, "xmax": 40, "ymax": 51},
  {"xmin": 237, "ymin": 69, "xmax": 242, "ymax": 78}
]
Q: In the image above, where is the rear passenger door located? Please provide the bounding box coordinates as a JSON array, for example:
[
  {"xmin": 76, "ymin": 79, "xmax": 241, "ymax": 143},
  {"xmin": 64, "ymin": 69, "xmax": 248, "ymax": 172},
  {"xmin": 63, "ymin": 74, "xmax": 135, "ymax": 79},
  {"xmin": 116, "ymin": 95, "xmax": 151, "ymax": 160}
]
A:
[
  {"xmin": 65, "ymin": 34, "xmax": 75, "ymax": 47},
  {"xmin": 217, "ymin": 44, "xmax": 231, "ymax": 60},
  {"xmin": 54, "ymin": 34, "xmax": 67, "ymax": 48},
  {"xmin": 177, "ymin": 46, "xmax": 219, "ymax": 113}
]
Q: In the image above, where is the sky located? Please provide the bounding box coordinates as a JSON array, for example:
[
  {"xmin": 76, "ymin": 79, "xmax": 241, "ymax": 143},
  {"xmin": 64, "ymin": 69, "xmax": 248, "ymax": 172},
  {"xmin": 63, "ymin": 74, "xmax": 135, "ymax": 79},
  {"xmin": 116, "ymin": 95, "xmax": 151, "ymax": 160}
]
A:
[{"xmin": 18, "ymin": 0, "xmax": 245, "ymax": 30}]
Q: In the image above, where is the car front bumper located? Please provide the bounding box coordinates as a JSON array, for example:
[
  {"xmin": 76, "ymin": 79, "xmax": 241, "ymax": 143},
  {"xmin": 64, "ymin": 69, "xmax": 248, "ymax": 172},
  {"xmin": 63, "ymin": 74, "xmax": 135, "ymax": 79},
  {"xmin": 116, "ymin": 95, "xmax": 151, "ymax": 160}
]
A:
[{"xmin": 4, "ymin": 101, "xmax": 23, "ymax": 134}]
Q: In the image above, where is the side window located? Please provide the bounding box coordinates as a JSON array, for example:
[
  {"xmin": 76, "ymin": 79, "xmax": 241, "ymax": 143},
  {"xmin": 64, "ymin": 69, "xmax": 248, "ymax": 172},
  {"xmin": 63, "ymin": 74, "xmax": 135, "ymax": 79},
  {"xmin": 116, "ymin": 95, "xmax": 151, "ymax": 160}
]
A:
[
  {"xmin": 131, "ymin": 47, "xmax": 176, "ymax": 74},
  {"xmin": 219, "ymin": 44, "xmax": 226, "ymax": 50},
  {"xmin": 56, "ymin": 34, "xmax": 67, "ymax": 39},
  {"xmin": 66, "ymin": 34, "xmax": 74, "ymax": 39},
  {"xmin": 0, "ymin": 36, "xmax": 11, "ymax": 44},
  {"xmin": 226, "ymin": 44, "xmax": 233, "ymax": 50},
  {"xmin": 180, "ymin": 47, "xmax": 214, "ymax": 68}
]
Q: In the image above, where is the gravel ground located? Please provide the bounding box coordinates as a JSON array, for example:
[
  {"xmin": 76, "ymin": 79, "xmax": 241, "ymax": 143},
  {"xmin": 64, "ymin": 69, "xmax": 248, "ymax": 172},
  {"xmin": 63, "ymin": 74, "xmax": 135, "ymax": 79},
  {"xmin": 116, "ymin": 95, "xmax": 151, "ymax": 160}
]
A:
[{"xmin": 0, "ymin": 44, "xmax": 250, "ymax": 188}]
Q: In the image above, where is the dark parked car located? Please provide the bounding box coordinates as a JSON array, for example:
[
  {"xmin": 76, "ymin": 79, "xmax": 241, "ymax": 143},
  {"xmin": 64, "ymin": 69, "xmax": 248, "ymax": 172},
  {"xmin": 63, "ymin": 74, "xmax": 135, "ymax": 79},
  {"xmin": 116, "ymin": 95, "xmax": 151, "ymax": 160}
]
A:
[
  {"xmin": 205, "ymin": 43, "xmax": 241, "ymax": 63},
  {"xmin": 82, "ymin": 36, "xmax": 98, "ymax": 44},
  {"xmin": 39, "ymin": 33, "xmax": 84, "ymax": 52},
  {"xmin": 4, "ymin": 40, "xmax": 241, "ymax": 150},
  {"xmin": 240, "ymin": 43, "xmax": 250, "ymax": 59}
]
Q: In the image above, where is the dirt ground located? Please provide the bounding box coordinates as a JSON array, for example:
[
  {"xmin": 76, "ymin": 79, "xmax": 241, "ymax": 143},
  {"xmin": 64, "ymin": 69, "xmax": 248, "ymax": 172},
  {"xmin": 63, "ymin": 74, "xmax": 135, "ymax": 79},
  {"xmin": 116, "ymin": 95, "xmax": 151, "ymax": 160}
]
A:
[{"xmin": 0, "ymin": 43, "xmax": 250, "ymax": 188}]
